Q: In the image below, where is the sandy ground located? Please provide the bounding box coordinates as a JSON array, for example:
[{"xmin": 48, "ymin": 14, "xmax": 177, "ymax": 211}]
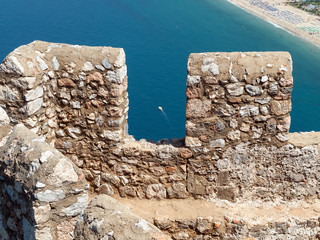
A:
[
  {"xmin": 118, "ymin": 197, "xmax": 320, "ymax": 225},
  {"xmin": 289, "ymin": 131, "xmax": 320, "ymax": 147},
  {"xmin": 226, "ymin": 0, "xmax": 320, "ymax": 47}
]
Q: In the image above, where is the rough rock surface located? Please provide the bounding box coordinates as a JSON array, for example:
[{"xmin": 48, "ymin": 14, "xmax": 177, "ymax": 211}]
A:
[
  {"xmin": 0, "ymin": 122, "xmax": 88, "ymax": 240},
  {"xmin": 74, "ymin": 194, "xmax": 171, "ymax": 240},
  {"xmin": 120, "ymin": 198, "xmax": 320, "ymax": 240},
  {"xmin": 1, "ymin": 42, "xmax": 320, "ymax": 239}
]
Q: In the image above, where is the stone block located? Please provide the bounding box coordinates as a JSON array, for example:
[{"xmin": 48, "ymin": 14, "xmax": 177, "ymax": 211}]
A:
[{"xmin": 217, "ymin": 187, "xmax": 236, "ymax": 201}]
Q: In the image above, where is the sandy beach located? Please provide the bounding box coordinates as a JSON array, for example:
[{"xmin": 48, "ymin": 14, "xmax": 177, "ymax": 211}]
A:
[{"xmin": 226, "ymin": 0, "xmax": 320, "ymax": 47}]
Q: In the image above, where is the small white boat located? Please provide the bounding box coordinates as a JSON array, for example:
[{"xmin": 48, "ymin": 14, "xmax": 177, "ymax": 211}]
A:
[{"xmin": 158, "ymin": 106, "xmax": 163, "ymax": 111}]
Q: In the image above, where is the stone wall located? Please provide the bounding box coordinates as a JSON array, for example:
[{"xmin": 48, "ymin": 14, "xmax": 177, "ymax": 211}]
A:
[
  {"xmin": 0, "ymin": 122, "xmax": 88, "ymax": 240},
  {"xmin": 0, "ymin": 40, "xmax": 128, "ymax": 167},
  {"xmin": 185, "ymin": 52, "xmax": 292, "ymax": 150},
  {"xmin": 154, "ymin": 215, "xmax": 320, "ymax": 240},
  {"xmin": 74, "ymin": 194, "xmax": 172, "ymax": 240},
  {"xmin": 0, "ymin": 41, "xmax": 319, "ymax": 202}
]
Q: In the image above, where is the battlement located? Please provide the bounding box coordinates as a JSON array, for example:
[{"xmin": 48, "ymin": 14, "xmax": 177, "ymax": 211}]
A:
[
  {"xmin": 186, "ymin": 52, "xmax": 292, "ymax": 150},
  {"xmin": 0, "ymin": 41, "xmax": 319, "ymax": 203},
  {"xmin": 1, "ymin": 41, "xmax": 320, "ymax": 239}
]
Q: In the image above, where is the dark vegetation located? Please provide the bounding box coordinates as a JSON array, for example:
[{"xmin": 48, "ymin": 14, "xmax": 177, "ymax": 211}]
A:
[{"xmin": 288, "ymin": 0, "xmax": 320, "ymax": 16}]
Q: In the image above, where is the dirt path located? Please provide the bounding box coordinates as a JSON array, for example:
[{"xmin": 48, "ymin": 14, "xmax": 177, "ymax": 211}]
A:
[{"xmin": 117, "ymin": 198, "xmax": 320, "ymax": 224}]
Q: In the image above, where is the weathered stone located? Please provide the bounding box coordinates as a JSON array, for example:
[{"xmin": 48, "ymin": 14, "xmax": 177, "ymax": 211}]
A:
[
  {"xmin": 203, "ymin": 76, "xmax": 218, "ymax": 84},
  {"xmin": 255, "ymin": 97, "xmax": 271, "ymax": 105},
  {"xmin": 11, "ymin": 77, "xmax": 36, "ymax": 89},
  {"xmin": 187, "ymin": 173, "xmax": 207, "ymax": 195},
  {"xmin": 276, "ymin": 132, "xmax": 289, "ymax": 142},
  {"xmin": 228, "ymin": 97, "xmax": 242, "ymax": 103},
  {"xmin": 196, "ymin": 217, "xmax": 213, "ymax": 234},
  {"xmin": 36, "ymin": 182, "xmax": 46, "ymax": 189},
  {"xmin": 74, "ymin": 195, "xmax": 171, "ymax": 240},
  {"xmin": 279, "ymin": 77, "xmax": 293, "ymax": 87},
  {"xmin": 57, "ymin": 78, "xmax": 76, "ymax": 87},
  {"xmin": 261, "ymin": 75, "xmax": 268, "ymax": 83},
  {"xmin": 268, "ymin": 82, "xmax": 279, "ymax": 95},
  {"xmin": 266, "ymin": 118, "xmax": 276, "ymax": 133},
  {"xmin": 25, "ymin": 86, "xmax": 43, "ymax": 101},
  {"xmin": 254, "ymin": 115, "xmax": 267, "ymax": 122},
  {"xmin": 0, "ymin": 85, "xmax": 19, "ymax": 102},
  {"xmin": 57, "ymin": 89, "xmax": 71, "ymax": 101},
  {"xmin": 217, "ymin": 104, "xmax": 236, "ymax": 117},
  {"xmin": 245, "ymin": 85, "xmax": 263, "ymax": 96},
  {"xmin": 277, "ymin": 116, "xmax": 291, "ymax": 132},
  {"xmin": 98, "ymin": 87, "xmax": 109, "ymax": 97},
  {"xmin": 101, "ymin": 173, "xmax": 120, "ymax": 186},
  {"xmin": 173, "ymin": 231, "xmax": 189, "ymax": 240},
  {"xmin": 110, "ymin": 83, "xmax": 125, "ymax": 97},
  {"xmin": 119, "ymin": 186, "xmax": 137, "ymax": 197},
  {"xmin": 230, "ymin": 119, "xmax": 238, "ymax": 129},
  {"xmin": 217, "ymin": 187, "xmax": 236, "ymax": 201},
  {"xmin": 63, "ymin": 194, "xmax": 88, "ymax": 217},
  {"xmin": 26, "ymin": 97, "xmax": 43, "ymax": 116},
  {"xmin": 227, "ymin": 130, "xmax": 241, "ymax": 141},
  {"xmin": 252, "ymin": 126, "xmax": 262, "ymax": 139},
  {"xmin": 87, "ymin": 72, "xmax": 104, "ymax": 85},
  {"xmin": 99, "ymin": 184, "xmax": 114, "ymax": 196},
  {"xmin": 201, "ymin": 58, "xmax": 219, "ymax": 75},
  {"xmin": 114, "ymin": 49, "xmax": 126, "ymax": 67},
  {"xmin": 186, "ymin": 75, "xmax": 201, "ymax": 87},
  {"xmin": 0, "ymin": 56, "xmax": 24, "ymax": 74},
  {"xmin": 179, "ymin": 148, "xmax": 193, "ymax": 159},
  {"xmin": 66, "ymin": 127, "xmax": 81, "ymax": 139},
  {"xmin": 101, "ymin": 58, "xmax": 111, "ymax": 69},
  {"xmin": 52, "ymin": 56, "xmax": 60, "ymax": 70},
  {"xmin": 230, "ymin": 75, "xmax": 238, "ymax": 83},
  {"xmin": 36, "ymin": 56, "xmax": 48, "ymax": 70},
  {"xmin": 100, "ymin": 129, "xmax": 121, "ymax": 141},
  {"xmin": 55, "ymin": 140, "xmax": 72, "ymax": 149},
  {"xmin": 240, "ymin": 123, "xmax": 250, "ymax": 132},
  {"xmin": 34, "ymin": 204, "xmax": 51, "ymax": 224},
  {"xmin": 35, "ymin": 189, "xmax": 65, "ymax": 202},
  {"xmin": 209, "ymin": 88, "xmax": 225, "ymax": 99},
  {"xmin": 186, "ymin": 87, "xmax": 199, "ymax": 98},
  {"xmin": 146, "ymin": 184, "xmax": 167, "ymax": 199},
  {"xmin": 47, "ymin": 157, "xmax": 78, "ymax": 187},
  {"xmin": 270, "ymin": 100, "xmax": 291, "ymax": 116},
  {"xmin": 70, "ymin": 101, "xmax": 81, "ymax": 109},
  {"xmin": 209, "ymin": 139, "xmax": 225, "ymax": 148},
  {"xmin": 218, "ymin": 171, "xmax": 229, "ymax": 186},
  {"xmin": 185, "ymin": 136, "xmax": 202, "ymax": 148},
  {"xmin": 82, "ymin": 61, "xmax": 94, "ymax": 71},
  {"xmin": 107, "ymin": 116, "xmax": 124, "ymax": 127},
  {"xmin": 226, "ymin": 83, "xmax": 244, "ymax": 96},
  {"xmin": 106, "ymin": 65, "xmax": 127, "ymax": 84},
  {"xmin": 0, "ymin": 107, "xmax": 10, "ymax": 127},
  {"xmin": 167, "ymin": 182, "xmax": 188, "ymax": 199},
  {"xmin": 260, "ymin": 106, "xmax": 268, "ymax": 115},
  {"xmin": 240, "ymin": 105, "xmax": 259, "ymax": 117},
  {"xmin": 39, "ymin": 151, "xmax": 53, "ymax": 163},
  {"xmin": 281, "ymin": 87, "xmax": 293, "ymax": 94},
  {"xmin": 35, "ymin": 227, "xmax": 52, "ymax": 240}
]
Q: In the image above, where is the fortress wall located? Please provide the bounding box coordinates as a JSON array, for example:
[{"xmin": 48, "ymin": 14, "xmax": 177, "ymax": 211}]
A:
[
  {"xmin": 0, "ymin": 123, "xmax": 88, "ymax": 240},
  {"xmin": 0, "ymin": 41, "xmax": 319, "ymax": 202},
  {"xmin": 0, "ymin": 40, "xmax": 129, "ymax": 184},
  {"xmin": 185, "ymin": 51, "xmax": 293, "ymax": 151},
  {"xmin": 185, "ymin": 52, "xmax": 320, "ymax": 201}
]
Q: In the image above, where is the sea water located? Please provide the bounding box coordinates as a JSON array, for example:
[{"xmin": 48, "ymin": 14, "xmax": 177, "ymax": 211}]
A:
[{"xmin": 0, "ymin": 0, "xmax": 319, "ymax": 141}]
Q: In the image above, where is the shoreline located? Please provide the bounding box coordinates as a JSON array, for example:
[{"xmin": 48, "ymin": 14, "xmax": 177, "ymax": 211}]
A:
[{"xmin": 225, "ymin": 0, "xmax": 320, "ymax": 48}]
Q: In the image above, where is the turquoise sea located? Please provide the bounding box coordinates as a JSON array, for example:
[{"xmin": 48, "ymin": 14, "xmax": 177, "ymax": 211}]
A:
[{"xmin": 0, "ymin": 0, "xmax": 319, "ymax": 141}]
